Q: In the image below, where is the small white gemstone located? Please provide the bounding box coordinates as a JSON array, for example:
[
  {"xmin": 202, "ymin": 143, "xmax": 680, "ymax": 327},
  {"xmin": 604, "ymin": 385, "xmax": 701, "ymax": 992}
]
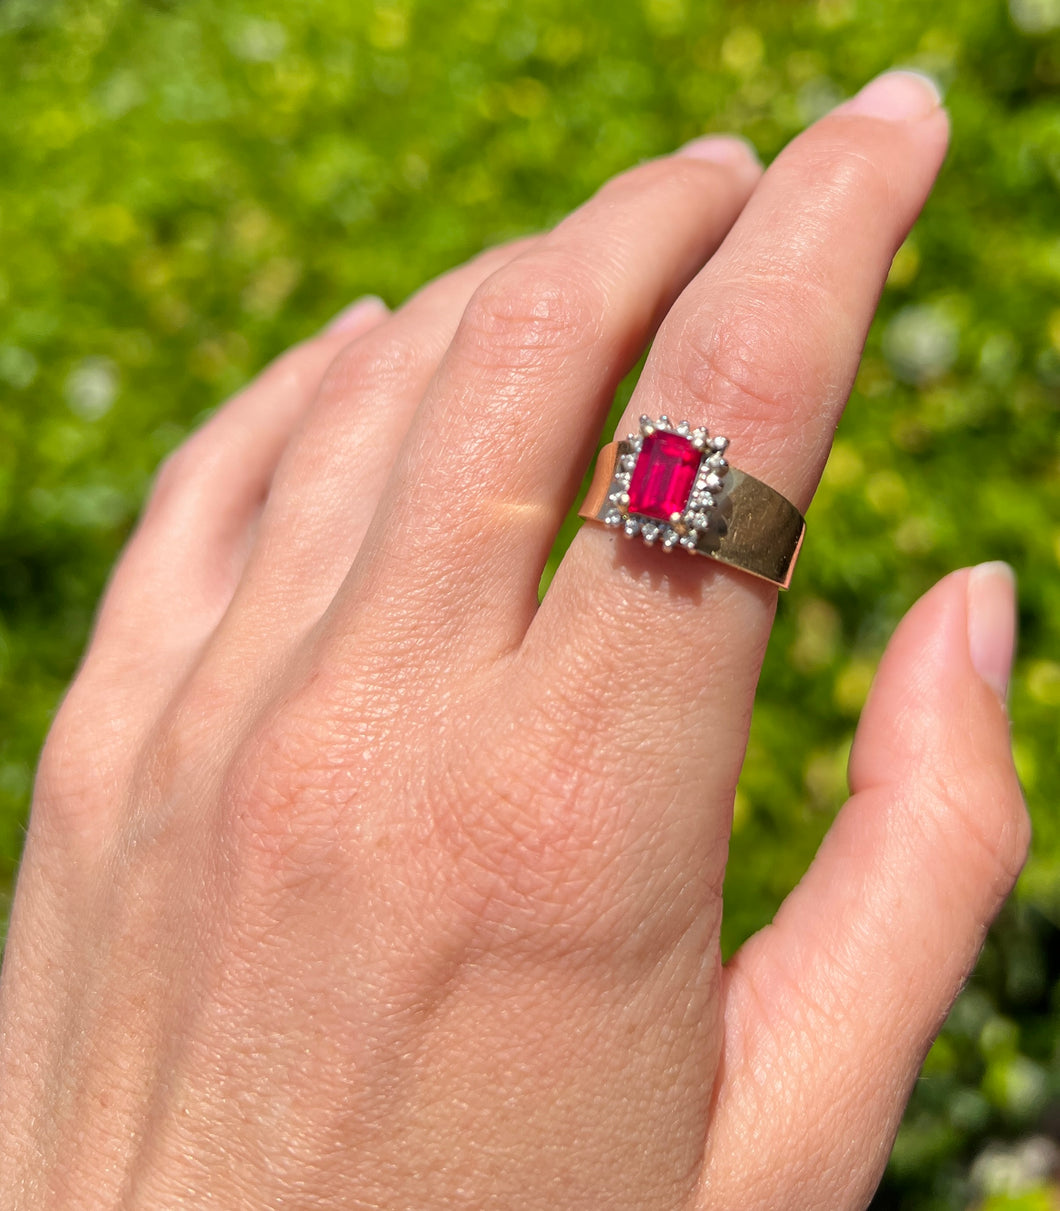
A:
[
  {"xmin": 704, "ymin": 473, "xmax": 723, "ymax": 492},
  {"xmin": 691, "ymin": 512, "xmax": 708, "ymax": 529},
  {"xmin": 605, "ymin": 510, "xmax": 622, "ymax": 527},
  {"xmin": 710, "ymin": 435, "xmax": 729, "ymax": 452},
  {"xmin": 614, "ymin": 471, "xmax": 631, "ymax": 487},
  {"xmin": 657, "ymin": 415, "xmax": 671, "ymax": 429},
  {"xmin": 676, "ymin": 420, "xmax": 691, "ymax": 436},
  {"xmin": 680, "ymin": 534, "xmax": 696, "ymax": 549},
  {"xmin": 706, "ymin": 455, "xmax": 729, "ymax": 473},
  {"xmin": 641, "ymin": 523, "xmax": 659, "ymax": 544},
  {"xmin": 624, "ymin": 517, "xmax": 640, "ymax": 537},
  {"xmin": 662, "ymin": 531, "xmax": 679, "ymax": 549},
  {"xmin": 620, "ymin": 454, "xmax": 637, "ymax": 471},
  {"xmin": 630, "ymin": 436, "xmax": 643, "ymax": 452}
]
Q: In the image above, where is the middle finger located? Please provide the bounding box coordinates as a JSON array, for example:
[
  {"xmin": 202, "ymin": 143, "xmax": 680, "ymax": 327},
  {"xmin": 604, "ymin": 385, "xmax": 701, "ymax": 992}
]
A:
[{"xmin": 329, "ymin": 139, "xmax": 763, "ymax": 666}]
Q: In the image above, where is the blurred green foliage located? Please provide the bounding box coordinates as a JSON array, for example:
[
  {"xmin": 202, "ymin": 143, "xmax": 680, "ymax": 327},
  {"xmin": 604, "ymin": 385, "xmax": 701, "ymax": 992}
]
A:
[{"xmin": 0, "ymin": 0, "xmax": 1057, "ymax": 1205}]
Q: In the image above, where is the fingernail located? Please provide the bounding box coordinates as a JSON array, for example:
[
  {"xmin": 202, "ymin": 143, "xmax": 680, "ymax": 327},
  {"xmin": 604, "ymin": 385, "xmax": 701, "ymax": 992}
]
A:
[
  {"xmin": 326, "ymin": 295, "xmax": 389, "ymax": 333},
  {"xmin": 838, "ymin": 70, "xmax": 943, "ymax": 122},
  {"xmin": 676, "ymin": 134, "xmax": 762, "ymax": 169},
  {"xmin": 967, "ymin": 562, "xmax": 1017, "ymax": 704}
]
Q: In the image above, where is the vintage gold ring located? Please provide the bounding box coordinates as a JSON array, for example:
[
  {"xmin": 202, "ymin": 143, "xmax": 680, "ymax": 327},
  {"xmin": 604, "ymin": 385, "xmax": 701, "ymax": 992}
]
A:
[{"xmin": 578, "ymin": 415, "xmax": 805, "ymax": 589}]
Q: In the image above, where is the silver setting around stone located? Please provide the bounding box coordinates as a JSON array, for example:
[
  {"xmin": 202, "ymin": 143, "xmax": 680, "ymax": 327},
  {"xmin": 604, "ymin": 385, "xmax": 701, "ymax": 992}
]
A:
[{"xmin": 608, "ymin": 416, "xmax": 731, "ymax": 555}]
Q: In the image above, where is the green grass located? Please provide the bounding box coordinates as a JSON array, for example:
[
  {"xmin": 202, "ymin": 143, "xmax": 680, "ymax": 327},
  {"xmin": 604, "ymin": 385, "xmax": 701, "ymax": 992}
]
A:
[{"xmin": 2, "ymin": 1, "xmax": 1058, "ymax": 1205}]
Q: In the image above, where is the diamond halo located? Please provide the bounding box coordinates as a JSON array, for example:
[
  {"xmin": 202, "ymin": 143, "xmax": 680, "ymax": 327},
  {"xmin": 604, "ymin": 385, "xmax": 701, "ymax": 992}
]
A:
[{"xmin": 602, "ymin": 415, "xmax": 730, "ymax": 554}]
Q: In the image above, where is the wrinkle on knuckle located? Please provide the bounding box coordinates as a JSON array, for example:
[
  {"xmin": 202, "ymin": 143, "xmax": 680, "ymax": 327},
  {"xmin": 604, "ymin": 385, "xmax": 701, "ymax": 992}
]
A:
[
  {"xmin": 455, "ymin": 257, "xmax": 606, "ymax": 371},
  {"xmin": 214, "ymin": 660, "xmax": 413, "ymax": 903},
  {"xmin": 144, "ymin": 443, "xmax": 200, "ymax": 519},
  {"xmin": 33, "ymin": 698, "xmax": 117, "ymax": 841},
  {"xmin": 720, "ymin": 948, "xmax": 907, "ymax": 1208},
  {"xmin": 425, "ymin": 715, "xmax": 673, "ymax": 963},
  {"xmin": 142, "ymin": 425, "xmax": 244, "ymax": 532},
  {"xmin": 433, "ymin": 759, "xmax": 616, "ymax": 936},
  {"xmin": 318, "ymin": 328, "xmax": 426, "ymax": 406},
  {"xmin": 219, "ymin": 693, "xmax": 365, "ymax": 896},
  {"xmin": 236, "ymin": 350, "xmax": 319, "ymax": 419},
  {"xmin": 668, "ymin": 295, "xmax": 831, "ymax": 431},
  {"xmin": 264, "ymin": 341, "xmax": 330, "ymax": 395},
  {"xmin": 725, "ymin": 936, "xmax": 870, "ymax": 1133},
  {"xmin": 804, "ymin": 139, "xmax": 898, "ymax": 223},
  {"xmin": 138, "ymin": 672, "xmax": 243, "ymax": 802},
  {"xmin": 757, "ymin": 924, "xmax": 864, "ymax": 1046},
  {"xmin": 913, "ymin": 760, "xmax": 1030, "ymax": 897}
]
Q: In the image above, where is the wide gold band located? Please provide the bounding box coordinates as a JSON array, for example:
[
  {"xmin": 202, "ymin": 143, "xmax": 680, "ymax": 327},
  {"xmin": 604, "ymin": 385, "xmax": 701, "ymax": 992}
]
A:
[{"xmin": 578, "ymin": 440, "xmax": 806, "ymax": 589}]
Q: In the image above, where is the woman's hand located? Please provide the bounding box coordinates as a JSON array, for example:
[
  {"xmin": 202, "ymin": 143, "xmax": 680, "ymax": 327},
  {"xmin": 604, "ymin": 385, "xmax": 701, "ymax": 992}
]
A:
[{"xmin": 0, "ymin": 70, "xmax": 1028, "ymax": 1210}]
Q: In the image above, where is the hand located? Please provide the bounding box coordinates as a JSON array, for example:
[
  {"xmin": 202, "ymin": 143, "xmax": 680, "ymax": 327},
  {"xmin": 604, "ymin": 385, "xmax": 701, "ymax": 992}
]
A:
[{"xmin": 0, "ymin": 70, "xmax": 1027, "ymax": 1210}]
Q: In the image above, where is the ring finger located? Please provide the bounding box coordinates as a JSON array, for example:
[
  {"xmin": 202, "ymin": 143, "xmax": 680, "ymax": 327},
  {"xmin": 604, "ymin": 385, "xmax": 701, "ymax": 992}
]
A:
[
  {"xmin": 198, "ymin": 236, "xmax": 542, "ymax": 670},
  {"xmin": 56, "ymin": 301, "xmax": 389, "ymax": 771}
]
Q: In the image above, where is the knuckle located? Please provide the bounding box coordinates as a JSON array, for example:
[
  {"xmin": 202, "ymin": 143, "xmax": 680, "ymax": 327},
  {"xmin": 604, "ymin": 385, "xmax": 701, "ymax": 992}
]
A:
[
  {"xmin": 734, "ymin": 928, "xmax": 851, "ymax": 1049},
  {"xmin": 33, "ymin": 693, "xmax": 115, "ymax": 839},
  {"xmin": 216, "ymin": 676, "xmax": 384, "ymax": 898},
  {"xmin": 652, "ymin": 144, "xmax": 904, "ymax": 439},
  {"xmin": 426, "ymin": 708, "xmax": 670, "ymax": 963},
  {"xmin": 317, "ymin": 327, "xmax": 426, "ymax": 406},
  {"xmin": 431, "ymin": 758, "xmax": 619, "ymax": 956},
  {"xmin": 803, "ymin": 138, "xmax": 897, "ymax": 221},
  {"xmin": 145, "ymin": 444, "xmax": 195, "ymax": 514},
  {"xmin": 258, "ymin": 340, "xmax": 331, "ymax": 399},
  {"xmin": 922, "ymin": 762, "xmax": 1031, "ymax": 895},
  {"xmin": 667, "ymin": 290, "xmax": 833, "ymax": 431},
  {"xmin": 456, "ymin": 257, "xmax": 605, "ymax": 369},
  {"xmin": 142, "ymin": 432, "xmax": 223, "ymax": 524},
  {"xmin": 598, "ymin": 153, "xmax": 734, "ymax": 209},
  {"xmin": 222, "ymin": 719, "xmax": 344, "ymax": 891},
  {"xmin": 673, "ymin": 299, "xmax": 798, "ymax": 421}
]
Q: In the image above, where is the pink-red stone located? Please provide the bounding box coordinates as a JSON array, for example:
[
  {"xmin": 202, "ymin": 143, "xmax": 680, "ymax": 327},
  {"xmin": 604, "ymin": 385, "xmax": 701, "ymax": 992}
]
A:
[{"xmin": 627, "ymin": 431, "xmax": 700, "ymax": 521}]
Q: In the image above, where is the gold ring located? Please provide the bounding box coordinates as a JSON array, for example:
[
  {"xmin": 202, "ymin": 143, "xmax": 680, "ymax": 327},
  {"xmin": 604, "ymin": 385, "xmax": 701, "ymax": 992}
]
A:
[{"xmin": 578, "ymin": 416, "xmax": 805, "ymax": 590}]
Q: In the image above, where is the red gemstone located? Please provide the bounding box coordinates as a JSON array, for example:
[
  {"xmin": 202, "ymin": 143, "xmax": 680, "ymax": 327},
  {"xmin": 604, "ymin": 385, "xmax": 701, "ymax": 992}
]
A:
[{"xmin": 627, "ymin": 431, "xmax": 701, "ymax": 522}]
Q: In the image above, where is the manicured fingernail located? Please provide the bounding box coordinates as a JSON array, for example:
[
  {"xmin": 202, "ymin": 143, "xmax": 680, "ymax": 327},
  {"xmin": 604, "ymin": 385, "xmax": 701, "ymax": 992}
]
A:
[
  {"xmin": 676, "ymin": 134, "xmax": 762, "ymax": 169},
  {"xmin": 326, "ymin": 295, "xmax": 389, "ymax": 333},
  {"xmin": 967, "ymin": 562, "xmax": 1017, "ymax": 704},
  {"xmin": 838, "ymin": 70, "xmax": 942, "ymax": 122}
]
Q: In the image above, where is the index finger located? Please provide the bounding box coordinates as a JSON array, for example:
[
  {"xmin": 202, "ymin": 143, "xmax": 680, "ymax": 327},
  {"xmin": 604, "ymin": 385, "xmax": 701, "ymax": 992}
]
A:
[{"xmin": 521, "ymin": 70, "xmax": 949, "ymax": 856}]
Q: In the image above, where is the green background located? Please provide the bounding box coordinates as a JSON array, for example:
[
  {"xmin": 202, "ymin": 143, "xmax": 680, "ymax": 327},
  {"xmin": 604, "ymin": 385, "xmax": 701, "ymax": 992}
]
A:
[{"xmin": 1, "ymin": 0, "xmax": 1057, "ymax": 1205}]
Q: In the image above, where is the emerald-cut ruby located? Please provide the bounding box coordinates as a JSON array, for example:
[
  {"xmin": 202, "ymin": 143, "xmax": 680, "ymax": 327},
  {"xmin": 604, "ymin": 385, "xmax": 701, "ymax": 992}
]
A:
[{"xmin": 627, "ymin": 431, "xmax": 700, "ymax": 522}]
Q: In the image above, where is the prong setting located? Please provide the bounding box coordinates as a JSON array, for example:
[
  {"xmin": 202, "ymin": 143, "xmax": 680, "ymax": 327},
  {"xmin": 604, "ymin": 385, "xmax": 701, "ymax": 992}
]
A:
[{"xmin": 599, "ymin": 417, "xmax": 730, "ymax": 557}]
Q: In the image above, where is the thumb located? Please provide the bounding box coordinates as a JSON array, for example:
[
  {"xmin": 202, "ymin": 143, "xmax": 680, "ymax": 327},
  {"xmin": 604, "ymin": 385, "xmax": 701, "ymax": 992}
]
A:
[{"xmin": 698, "ymin": 564, "xmax": 1030, "ymax": 1211}]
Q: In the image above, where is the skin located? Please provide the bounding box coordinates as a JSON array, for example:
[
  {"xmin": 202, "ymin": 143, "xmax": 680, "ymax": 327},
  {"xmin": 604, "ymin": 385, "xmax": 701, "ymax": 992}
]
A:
[{"xmin": 0, "ymin": 72, "xmax": 1029, "ymax": 1210}]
